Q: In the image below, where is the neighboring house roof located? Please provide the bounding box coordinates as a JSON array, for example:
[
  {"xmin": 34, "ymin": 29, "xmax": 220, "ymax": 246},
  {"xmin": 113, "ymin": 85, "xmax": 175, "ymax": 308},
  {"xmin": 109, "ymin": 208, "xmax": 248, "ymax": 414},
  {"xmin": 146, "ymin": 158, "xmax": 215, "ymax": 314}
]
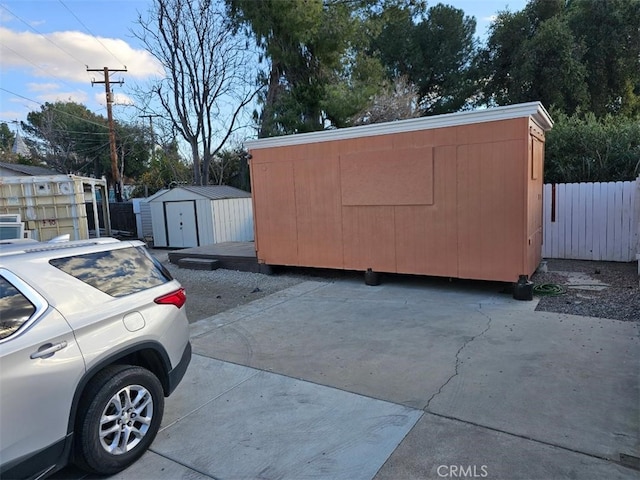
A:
[
  {"xmin": 180, "ymin": 185, "xmax": 251, "ymax": 200},
  {"xmin": 0, "ymin": 161, "xmax": 59, "ymax": 176}
]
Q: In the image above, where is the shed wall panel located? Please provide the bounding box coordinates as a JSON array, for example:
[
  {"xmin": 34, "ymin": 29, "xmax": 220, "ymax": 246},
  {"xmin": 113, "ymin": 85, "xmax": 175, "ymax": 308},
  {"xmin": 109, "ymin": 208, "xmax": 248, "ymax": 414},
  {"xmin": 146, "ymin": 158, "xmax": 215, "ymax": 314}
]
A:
[
  {"xmin": 340, "ymin": 147, "xmax": 433, "ymax": 206},
  {"xmin": 525, "ymin": 123, "xmax": 545, "ymax": 274},
  {"xmin": 456, "ymin": 119, "xmax": 524, "ymax": 145},
  {"xmin": 456, "ymin": 140, "xmax": 525, "ymax": 281},
  {"xmin": 150, "ymin": 201, "xmax": 168, "ymax": 247},
  {"xmin": 342, "ymin": 206, "xmax": 396, "ymax": 271},
  {"xmin": 251, "ymin": 161, "xmax": 298, "ymax": 265},
  {"xmin": 212, "ymin": 198, "xmax": 254, "ymax": 243},
  {"xmin": 194, "ymin": 198, "xmax": 212, "ymax": 245},
  {"xmin": 394, "ymin": 145, "xmax": 459, "ymax": 276},
  {"xmin": 293, "ymin": 157, "xmax": 344, "ymax": 267}
]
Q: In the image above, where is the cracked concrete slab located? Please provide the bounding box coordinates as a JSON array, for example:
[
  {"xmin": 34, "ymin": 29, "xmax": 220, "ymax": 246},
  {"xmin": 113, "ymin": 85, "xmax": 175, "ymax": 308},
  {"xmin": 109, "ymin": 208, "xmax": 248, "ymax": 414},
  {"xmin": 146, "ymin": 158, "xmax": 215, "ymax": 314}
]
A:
[
  {"xmin": 426, "ymin": 308, "xmax": 639, "ymax": 461},
  {"xmin": 374, "ymin": 413, "xmax": 637, "ymax": 480},
  {"xmin": 153, "ymin": 355, "xmax": 422, "ymax": 480},
  {"xmin": 191, "ymin": 279, "xmax": 506, "ymax": 409},
  {"xmin": 190, "ymin": 277, "xmax": 639, "ymax": 477}
]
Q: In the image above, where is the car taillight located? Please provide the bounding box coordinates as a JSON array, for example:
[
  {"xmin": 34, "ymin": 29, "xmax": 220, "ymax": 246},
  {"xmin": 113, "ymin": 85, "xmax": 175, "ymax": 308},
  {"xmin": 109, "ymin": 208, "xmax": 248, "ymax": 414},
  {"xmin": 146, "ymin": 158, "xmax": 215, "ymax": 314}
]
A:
[{"xmin": 154, "ymin": 288, "xmax": 186, "ymax": 309}]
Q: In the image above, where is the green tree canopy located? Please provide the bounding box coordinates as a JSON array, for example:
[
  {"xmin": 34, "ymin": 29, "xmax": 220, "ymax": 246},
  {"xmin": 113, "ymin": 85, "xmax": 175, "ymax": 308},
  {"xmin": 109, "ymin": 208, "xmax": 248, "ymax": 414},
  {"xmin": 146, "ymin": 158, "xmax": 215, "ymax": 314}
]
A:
[
  {"xmin": 373, "ymin": 3, "xmax": 478, "ymax": 114},
  {"xmin": 21, "ymin": 101, "xmax": 149, "ymax": 184},
  {"xmin": 0, "ymin": 123, "xmax": 15, "ymax": 153},
  {"xmin": 478, "ymin": 0, "xmax": 640, "ymax": 117},
  {"xmin": 135, "ymin": 140, "xmax": 191, "ymax": 196},
  {"xmin": 568, "ymin": 0, "xmax": 640, "ymax": 116},
  {"xmin": 227, "ymin": 0, "xmax": 355, "ymax": 136},
  {"xmin": 22, "ymin": 101, "xmax": 112, "ymax": 175},
  {"xmin": 209, "ymin": 146, "xmax": 251, "ymax": 190}
]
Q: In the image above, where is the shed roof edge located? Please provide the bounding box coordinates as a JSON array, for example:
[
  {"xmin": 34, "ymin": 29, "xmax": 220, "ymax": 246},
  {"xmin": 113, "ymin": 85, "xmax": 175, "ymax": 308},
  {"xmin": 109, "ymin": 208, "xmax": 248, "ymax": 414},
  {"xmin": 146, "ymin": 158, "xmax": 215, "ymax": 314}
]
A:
[{"xmin": 245, "ymin": 101, "xmax": 553, "ymax": 150}]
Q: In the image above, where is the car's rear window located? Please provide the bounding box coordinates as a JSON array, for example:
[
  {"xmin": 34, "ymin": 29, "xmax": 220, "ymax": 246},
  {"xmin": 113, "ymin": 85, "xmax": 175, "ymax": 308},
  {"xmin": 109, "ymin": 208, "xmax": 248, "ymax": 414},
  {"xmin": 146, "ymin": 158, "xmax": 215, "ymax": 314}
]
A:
[{"xmin": 49, "ymin": 246, "xmax": 173, "ymax": 297}]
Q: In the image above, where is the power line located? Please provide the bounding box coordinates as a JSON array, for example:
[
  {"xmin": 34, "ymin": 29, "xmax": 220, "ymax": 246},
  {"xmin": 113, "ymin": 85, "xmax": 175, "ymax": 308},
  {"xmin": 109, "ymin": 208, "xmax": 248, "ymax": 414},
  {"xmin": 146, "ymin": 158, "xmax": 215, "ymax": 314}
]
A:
[
  {"xmin": 0, "ymin": 4, "xmax": 88, "ymax": 68},
  {"xmin": 57, "ymin": 0, "xmax": 127, "ymax": 69},
  {"xmin": 0, "ymin": 41, "xmax": 86, "ymax": 93},
  {"xmin": 0, "ymin": 87, "xmax": 111, "ymax": 130}
]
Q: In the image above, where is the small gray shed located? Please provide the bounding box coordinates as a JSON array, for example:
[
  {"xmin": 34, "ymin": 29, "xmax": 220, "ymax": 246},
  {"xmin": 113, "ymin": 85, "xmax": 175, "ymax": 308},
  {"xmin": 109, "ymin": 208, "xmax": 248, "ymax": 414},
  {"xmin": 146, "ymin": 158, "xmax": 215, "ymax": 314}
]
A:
[{"xmin": 149, "ymin": 186, "xmax": 253, "ymax": 248}]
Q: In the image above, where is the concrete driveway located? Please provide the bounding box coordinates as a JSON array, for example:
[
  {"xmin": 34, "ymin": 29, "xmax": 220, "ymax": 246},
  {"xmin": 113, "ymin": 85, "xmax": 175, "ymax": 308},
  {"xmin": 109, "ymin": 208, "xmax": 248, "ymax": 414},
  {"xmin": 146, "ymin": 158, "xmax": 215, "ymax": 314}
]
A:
[{"xmin": 63, "ymin": 276, "xmax": 638, "ymax": 479}]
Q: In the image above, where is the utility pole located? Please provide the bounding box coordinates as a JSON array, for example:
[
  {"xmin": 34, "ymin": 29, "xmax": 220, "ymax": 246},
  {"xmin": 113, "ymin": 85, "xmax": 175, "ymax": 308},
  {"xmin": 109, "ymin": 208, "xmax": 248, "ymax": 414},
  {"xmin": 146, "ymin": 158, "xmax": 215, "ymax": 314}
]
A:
[
  {"xmin": 88, "ymin": 66, "xmax": 127, "ymax": 202},
  {"xmin": 139, "ymin": 114, "xmax": 159, "ymax": 160},
  {"xmin": 140, "ymin": 114, "xmax": 161, "ymax": 197}
]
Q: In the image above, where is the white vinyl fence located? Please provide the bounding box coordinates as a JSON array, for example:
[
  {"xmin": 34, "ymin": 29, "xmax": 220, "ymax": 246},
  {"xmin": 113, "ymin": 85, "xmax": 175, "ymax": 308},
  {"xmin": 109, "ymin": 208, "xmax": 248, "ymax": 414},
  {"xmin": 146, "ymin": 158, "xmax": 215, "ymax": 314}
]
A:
[{"xmin": 542, "ymin": 178, "xmax": 639, "ymax": 262}]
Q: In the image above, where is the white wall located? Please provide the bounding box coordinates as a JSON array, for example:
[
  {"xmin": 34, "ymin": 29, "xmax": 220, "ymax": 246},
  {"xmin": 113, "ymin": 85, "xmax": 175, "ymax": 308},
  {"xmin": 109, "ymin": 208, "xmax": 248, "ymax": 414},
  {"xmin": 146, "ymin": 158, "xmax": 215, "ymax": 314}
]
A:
[{"xmin": 211, "ymin": 198, "xmax": 254, "ymax": 243}]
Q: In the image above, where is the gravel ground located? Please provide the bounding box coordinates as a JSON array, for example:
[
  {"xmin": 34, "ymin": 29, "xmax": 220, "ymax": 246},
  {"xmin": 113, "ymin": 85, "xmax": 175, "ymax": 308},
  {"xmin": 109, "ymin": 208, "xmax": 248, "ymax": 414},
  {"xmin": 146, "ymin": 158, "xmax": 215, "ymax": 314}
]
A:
[
  {"xmin": 532, "ymin": 259, "xmax": 639, "ymax": 322},
  {"xmin": 152, "ymin": 250, "xmax": 307, "ymax": 323},
  {"xmin": 152, "ymin": 250, "xmax": 639, "ymax": 324}
]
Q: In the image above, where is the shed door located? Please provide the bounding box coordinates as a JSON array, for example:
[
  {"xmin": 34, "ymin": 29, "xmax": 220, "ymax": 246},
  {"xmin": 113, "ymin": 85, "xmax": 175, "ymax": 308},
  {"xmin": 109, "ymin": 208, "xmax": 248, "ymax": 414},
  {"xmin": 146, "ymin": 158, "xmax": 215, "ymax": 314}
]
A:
[{"xmin": 165, "ymin": 201, "xmax": 198, "ymax": 247}]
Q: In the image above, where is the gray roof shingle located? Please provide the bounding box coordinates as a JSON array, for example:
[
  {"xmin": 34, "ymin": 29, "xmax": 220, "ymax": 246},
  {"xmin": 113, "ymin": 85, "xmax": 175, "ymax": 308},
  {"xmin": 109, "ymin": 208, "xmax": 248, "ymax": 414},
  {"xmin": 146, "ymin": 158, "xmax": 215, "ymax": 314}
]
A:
[
  {"xmin": 0, "ymin": 161, "xmax": 60, "ymax": 176},
  {"xmin": 180, "ymin": 185, "xmax": 251, "ymax": 200}
]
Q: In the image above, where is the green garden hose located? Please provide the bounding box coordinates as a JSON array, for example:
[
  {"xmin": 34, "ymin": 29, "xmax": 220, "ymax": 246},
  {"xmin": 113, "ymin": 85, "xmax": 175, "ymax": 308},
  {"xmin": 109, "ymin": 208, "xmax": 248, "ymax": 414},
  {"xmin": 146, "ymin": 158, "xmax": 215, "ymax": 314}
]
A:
[{"xmin": 533, "ymin": 283, "xmax": 567, "ymax": 296}]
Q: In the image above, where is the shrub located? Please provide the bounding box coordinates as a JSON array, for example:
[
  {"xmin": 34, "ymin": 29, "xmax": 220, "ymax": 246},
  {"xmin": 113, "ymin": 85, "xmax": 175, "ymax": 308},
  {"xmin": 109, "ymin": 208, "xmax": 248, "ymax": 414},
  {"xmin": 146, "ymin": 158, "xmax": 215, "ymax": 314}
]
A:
[{"xmin": 544, "ymin": 111, "xmax": 640, "ymax": 183}]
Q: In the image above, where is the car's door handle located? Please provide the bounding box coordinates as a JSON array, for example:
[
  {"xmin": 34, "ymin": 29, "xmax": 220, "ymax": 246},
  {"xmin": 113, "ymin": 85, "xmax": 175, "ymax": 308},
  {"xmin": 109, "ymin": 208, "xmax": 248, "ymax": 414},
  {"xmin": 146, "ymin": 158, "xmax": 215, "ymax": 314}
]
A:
[{"xmin": 30, "ymin": 341, "xmax": 68, "ymax": 359}]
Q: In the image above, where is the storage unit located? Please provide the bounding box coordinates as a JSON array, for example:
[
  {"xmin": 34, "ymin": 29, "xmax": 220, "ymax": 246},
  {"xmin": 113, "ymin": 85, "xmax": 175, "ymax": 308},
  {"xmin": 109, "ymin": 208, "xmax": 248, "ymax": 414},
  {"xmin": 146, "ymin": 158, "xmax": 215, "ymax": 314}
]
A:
[
  {"xmin": 132, "ymin": 190, "xmax": 167, "ymax": 241},
  {"xmin": 149, "ymin": 186, "xmax": 254, "ymax": 248},
  {"xmin": 246, "ymin": 102, "xmax": 553, "ymax": 283},
  {"xmin": 0, "ymin": 175, "xmax": 110, "ymax": 241}
]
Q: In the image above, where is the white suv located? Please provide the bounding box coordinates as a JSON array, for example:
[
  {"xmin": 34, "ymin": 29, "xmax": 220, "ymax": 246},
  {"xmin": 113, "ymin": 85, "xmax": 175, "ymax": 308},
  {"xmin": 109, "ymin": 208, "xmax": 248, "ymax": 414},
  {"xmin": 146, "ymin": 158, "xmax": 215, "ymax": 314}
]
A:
[{"xmin": 0, "ymin": 237, "xmax": 191, "ymax": 479}]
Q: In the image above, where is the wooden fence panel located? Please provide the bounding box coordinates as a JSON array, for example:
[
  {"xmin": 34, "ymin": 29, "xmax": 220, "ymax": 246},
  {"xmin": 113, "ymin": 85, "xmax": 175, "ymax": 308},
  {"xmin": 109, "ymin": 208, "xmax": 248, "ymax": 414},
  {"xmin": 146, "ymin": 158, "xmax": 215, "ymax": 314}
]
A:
[{"xmin": 543, "ymin": 179, "xmax": 639, "ymax": 262}]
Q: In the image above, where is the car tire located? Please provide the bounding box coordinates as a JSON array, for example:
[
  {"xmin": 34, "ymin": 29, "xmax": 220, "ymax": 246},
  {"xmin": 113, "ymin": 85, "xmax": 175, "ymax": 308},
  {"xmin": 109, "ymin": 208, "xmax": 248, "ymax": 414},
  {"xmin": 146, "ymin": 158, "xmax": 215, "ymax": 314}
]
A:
[{"xmin": 74, "ymin": 365, "xmax": 164, "ymax": 475}]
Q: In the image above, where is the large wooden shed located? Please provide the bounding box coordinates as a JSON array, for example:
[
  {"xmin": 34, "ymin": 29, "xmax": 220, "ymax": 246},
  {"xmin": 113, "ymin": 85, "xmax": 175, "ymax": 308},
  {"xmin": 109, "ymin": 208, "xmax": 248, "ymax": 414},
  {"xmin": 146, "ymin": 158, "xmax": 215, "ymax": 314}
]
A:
[
  {"xmin": 149, "ymin": 185, "xmax": 253, "ymax": 248},
  {"xmin": 246, "ymin": 102, "xmax": 553, "ymax": 283}
]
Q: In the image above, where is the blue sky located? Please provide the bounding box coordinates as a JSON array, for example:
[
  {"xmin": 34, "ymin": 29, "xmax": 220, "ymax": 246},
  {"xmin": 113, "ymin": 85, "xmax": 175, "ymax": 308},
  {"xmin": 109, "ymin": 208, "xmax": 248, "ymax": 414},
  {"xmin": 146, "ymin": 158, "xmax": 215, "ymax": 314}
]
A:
[{"xmin": 0, "ymin": 0, "xmax": 528, "ymax": 135}]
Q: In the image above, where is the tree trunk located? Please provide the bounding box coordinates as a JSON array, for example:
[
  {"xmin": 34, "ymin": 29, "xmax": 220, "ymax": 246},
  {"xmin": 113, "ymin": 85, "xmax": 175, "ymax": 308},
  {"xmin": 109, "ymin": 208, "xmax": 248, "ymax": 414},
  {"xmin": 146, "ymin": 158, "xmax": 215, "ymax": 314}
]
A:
[
  {"xmin": 259, "ymin": 62, "xmax": 281, "ymax": 138},
  {"xmin": 191, "ymin": 143, "xmax": 202, "ymax": 186}
]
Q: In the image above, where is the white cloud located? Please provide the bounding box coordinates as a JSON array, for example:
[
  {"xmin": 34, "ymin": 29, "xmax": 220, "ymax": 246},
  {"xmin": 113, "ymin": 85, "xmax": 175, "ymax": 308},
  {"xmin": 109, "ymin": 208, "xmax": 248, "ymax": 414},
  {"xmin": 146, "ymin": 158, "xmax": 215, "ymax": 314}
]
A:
[
  {"xmin": 0, "ymin": 109, "xmax": 26, "ymax": 121},
  {"xmin": 37, "ymin": 90, "xmax": 89, "ymax": 104},
  {"xmin": 0, "ymin": 26, "xmax": 164, "ymax": 83},
  {"xmin": 26, "ymin": 82, "xmax": 61, "ymax": 92},
  {"xmin": 23, "ymin": 82, "xmax": 88, "ymax": 104},
  {"xmin": 94, "ymin": 91, "xmax": 134, "ymax": 106}
]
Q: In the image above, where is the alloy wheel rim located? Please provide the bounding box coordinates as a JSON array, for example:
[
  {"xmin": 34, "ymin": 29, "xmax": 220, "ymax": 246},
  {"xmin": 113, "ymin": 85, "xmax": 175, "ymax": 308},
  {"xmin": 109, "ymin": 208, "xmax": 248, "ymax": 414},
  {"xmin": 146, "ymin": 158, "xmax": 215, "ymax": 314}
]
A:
[{"xmin": 99, "ymin": 384, "xmax": 154, "ymax": 455}]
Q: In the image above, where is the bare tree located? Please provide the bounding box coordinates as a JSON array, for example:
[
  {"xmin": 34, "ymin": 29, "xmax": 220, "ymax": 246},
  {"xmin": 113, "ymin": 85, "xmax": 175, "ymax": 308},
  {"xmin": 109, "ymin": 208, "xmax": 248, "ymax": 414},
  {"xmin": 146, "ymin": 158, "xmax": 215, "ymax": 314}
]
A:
[
  {"xmin": 350, "ymin": 76, "xmax": 420, "ymax": 126},
  {"xmin": 133, "ymin": 0, "xmax": 259, "ymax": 185}
]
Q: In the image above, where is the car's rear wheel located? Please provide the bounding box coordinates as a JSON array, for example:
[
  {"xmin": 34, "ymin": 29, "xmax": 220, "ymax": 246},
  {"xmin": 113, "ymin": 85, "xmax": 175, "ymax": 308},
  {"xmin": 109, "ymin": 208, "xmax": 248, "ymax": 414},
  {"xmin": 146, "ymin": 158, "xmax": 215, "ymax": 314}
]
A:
[{"xmin": 74, "ymin": 365, "xmax": 164, "ymax": 475}]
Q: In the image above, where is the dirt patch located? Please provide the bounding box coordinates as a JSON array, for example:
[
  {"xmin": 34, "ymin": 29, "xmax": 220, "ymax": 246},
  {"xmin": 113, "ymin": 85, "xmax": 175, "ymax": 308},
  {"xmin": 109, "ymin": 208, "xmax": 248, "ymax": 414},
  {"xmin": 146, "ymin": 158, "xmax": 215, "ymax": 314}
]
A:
[{"xmin": 532, "ymin": 259, "xmax": 639, "ymax": 322}]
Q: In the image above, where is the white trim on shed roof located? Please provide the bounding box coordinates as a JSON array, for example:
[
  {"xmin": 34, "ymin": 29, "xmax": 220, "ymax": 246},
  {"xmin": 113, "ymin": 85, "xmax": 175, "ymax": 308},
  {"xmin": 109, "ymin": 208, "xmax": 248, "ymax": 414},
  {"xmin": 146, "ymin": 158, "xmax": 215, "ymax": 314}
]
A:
[{"xmin": 245, "ymin": 101, "xmax": 553, "ymax": 150}]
